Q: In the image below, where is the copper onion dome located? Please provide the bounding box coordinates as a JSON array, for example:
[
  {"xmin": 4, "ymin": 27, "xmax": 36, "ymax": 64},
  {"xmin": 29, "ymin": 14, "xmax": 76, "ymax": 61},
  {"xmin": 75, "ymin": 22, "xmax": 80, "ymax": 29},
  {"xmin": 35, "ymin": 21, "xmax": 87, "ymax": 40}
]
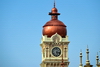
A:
[{"xmin": 42, "ymin": 2, "xmax": 67, "ymax": 38}]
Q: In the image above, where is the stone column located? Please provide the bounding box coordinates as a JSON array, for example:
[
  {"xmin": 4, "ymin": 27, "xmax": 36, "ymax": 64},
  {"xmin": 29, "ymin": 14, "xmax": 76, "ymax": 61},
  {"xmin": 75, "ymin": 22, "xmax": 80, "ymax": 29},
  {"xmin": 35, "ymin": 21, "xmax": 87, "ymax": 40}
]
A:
[
  {"xmin": 45, "ymin": 48, "xmax": 46, "ymax": 58},
  {"xmin": 46, "ymin": 47, "xmax": 48, "ymax": 57},
  {"xmin": 64, "ymin": 48, "xmax": 67, "ymax": 58}
]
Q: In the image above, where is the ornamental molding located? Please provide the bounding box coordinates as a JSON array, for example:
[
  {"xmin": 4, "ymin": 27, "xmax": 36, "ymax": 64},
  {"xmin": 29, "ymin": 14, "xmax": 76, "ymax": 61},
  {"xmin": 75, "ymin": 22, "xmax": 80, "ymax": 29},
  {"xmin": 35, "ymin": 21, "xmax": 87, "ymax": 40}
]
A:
[{"xmin": 41, "ymin": 33, "xmax": 70, "ymax": 43}]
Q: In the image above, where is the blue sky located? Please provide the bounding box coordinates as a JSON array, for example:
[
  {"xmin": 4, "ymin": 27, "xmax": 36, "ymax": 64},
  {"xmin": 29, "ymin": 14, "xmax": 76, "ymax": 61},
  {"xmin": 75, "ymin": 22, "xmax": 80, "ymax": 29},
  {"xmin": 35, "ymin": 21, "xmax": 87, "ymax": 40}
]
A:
[{"xmin": 0, "ymin": 0, "xmax": 100, "ymax": 67}]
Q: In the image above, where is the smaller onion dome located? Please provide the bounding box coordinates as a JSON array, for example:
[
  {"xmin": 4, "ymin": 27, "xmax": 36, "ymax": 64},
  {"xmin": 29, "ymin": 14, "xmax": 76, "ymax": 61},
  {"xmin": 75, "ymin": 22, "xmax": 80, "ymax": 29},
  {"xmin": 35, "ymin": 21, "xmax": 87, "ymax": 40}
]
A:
[
  {"xmin": 49, "ymin": 7, "xmax": 60, "ymax": 15},
  {"xmin": 51, "ymin": 8, "xmax": 58, "ymax": 13}
]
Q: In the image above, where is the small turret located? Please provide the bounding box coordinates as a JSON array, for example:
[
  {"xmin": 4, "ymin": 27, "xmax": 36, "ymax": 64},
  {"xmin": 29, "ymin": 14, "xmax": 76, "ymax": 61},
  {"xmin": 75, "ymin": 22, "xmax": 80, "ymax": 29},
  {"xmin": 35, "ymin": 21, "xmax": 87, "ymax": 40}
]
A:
[
  {"xmin": 79, "ymin": 50, "xmax": 83, "ymax": 67},
  {"xmin": 86, "ymin": 46, "xmax": 90, "ymax": 65},
  {"xmin": 97, "ymin": 51, "xmax": 100, "ymax": 67},
  {"xmin": 96, "ymin": 52, "xmax": 99, "ymax": 67},
  {"xmin": 84, "ymin": 46, "xmax": 93, "ymax": 67}
]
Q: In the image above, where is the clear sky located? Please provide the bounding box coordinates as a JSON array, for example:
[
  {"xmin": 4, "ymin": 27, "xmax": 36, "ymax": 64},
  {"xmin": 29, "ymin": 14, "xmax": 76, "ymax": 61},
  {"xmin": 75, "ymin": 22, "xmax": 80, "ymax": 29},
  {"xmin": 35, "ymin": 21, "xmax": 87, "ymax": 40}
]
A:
[{"xmin": 0, "ymin": 0, "xmax": 100, "ymax": 67}]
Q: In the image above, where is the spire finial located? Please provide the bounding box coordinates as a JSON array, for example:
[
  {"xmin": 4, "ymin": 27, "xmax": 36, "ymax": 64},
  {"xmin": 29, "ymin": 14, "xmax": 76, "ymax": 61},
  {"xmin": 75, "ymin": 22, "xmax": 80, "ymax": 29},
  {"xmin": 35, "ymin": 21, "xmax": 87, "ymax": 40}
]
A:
[
  {"xmin": 87, "ymin": 45, "xmax": 88, "ymax": 49},
  {"xmin": 97, "ymin": 52, "xmax": 98, "ymax": 55},
  {"xmin": 54, "ymin": 0, "xmax": 56, "ymax": 8},
  {"xmin": 80, "ymin": 49, "xmax": 82, "ymax": 53}
]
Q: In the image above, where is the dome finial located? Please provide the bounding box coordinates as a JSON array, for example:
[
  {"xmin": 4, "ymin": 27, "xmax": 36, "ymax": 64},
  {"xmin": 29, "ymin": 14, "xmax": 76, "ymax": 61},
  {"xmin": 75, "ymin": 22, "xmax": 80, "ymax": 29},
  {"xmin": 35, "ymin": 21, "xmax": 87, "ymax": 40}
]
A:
[{"xmin": 54, "ymin": 0, "xmax": 56, "ymax": 8}]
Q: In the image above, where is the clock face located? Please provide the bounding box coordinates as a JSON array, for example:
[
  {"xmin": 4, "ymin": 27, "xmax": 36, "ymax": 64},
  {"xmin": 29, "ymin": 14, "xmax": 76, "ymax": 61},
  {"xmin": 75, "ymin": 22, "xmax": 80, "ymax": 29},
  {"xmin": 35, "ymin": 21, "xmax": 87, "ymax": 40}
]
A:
[{"xmin": 52, "ymin": 47, "xmax": 61, "ymax": 57}]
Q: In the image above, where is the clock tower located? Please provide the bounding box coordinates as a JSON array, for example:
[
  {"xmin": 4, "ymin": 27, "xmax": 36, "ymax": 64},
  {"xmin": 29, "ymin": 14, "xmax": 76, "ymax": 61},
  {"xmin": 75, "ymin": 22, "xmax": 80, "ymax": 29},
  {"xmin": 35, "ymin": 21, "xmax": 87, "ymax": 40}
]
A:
[{"xmin": 40, "ymin": 2, "xmax": 70, "ymax": 67}]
